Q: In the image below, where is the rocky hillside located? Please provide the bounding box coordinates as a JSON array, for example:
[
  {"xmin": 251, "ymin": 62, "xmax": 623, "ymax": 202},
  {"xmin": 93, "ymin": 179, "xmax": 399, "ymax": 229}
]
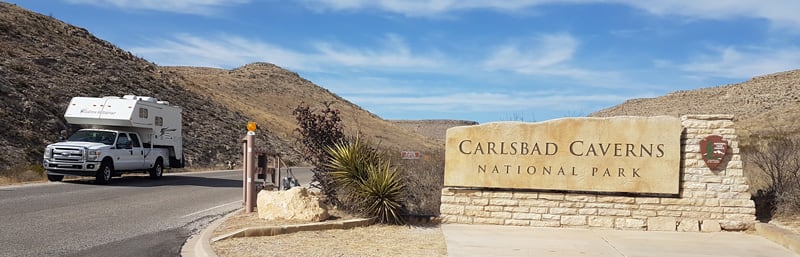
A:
[
  {"xmin": 164, "ymin": 64, "xmax": 440, "ymax": 153},
  {"xmin": 0, "ymin": 3, "xmax": 435, "ymax": 172},
  {"xmin": 391, "ymin": 120, "xmax": 478, "ymax": 142},
  {"xmin": 591, "ymin": 70, "xmax": 800, "ymax": 137}
]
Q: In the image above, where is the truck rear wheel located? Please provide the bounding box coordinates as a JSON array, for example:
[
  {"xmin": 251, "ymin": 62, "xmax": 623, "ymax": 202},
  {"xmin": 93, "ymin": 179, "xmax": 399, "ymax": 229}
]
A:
[
  {"xmin": 96, "ymin": 161, "xmax": 113, "ymax": 184},
  {"xmin": 47, "ymin": 174, "xmax": 64, "ymax": 182},
  {"xmin": 149, "ymin": 159, "xmax": 163, "ymax": 179}
]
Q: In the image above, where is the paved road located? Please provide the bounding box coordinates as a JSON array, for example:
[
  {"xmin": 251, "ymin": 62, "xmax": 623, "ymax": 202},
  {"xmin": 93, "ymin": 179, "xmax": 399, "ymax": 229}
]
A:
[{"xmin": 0, "ymin": 170, "xmax": 268, "ymax": 257}]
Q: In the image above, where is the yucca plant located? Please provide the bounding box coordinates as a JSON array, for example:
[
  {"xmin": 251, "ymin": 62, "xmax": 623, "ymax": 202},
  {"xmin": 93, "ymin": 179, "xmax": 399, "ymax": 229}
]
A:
[
  {"xmin": 356, "ymin": 162, "xmax": 406, "ymax": 224},
  {"xmin": 326, "ymin": 137, "xmax": 406, "ymax": 224}
]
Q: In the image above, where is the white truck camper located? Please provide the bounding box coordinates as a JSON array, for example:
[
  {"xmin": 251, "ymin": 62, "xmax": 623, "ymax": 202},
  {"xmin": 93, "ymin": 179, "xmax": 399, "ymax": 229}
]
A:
[{"xmin": 43, "ymin": 95, "xmax": 184, "ymax": 184}]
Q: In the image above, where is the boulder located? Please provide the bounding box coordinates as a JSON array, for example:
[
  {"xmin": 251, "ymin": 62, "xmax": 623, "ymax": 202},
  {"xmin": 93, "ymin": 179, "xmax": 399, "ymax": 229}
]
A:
[{"xmin": 257, "ymin": 187, "xmax": 330, "ymax": 222}]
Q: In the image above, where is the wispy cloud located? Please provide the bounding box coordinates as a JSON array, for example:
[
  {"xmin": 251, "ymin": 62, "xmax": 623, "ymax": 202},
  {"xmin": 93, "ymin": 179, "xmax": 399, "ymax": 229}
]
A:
[
  {"xmin": 679, "ymin": 46, "xmax": 800, "ymax": 79},
  {"xmin": 347, "ymin": 91, "xmax": 652, "ymax": 115},
  {"xmin": 482, "ymin": 33, "xmax": 623, "ymax": 87},
  {"xmin": 129, "ymin": 33, "xmax": 444, "ymax": 72},
  {"xmin": 302, "ymin": 0, "xmax": 800, "ymax": 28},
  {"xmin": 64, "ymin": 0, "xmax": 249, "ymax": 15}
]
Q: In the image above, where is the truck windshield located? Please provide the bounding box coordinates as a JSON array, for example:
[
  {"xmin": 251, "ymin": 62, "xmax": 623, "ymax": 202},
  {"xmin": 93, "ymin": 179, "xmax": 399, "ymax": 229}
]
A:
[{"xmin": 67, "ymin": 130, "xmax": 117, "ymax": 145}]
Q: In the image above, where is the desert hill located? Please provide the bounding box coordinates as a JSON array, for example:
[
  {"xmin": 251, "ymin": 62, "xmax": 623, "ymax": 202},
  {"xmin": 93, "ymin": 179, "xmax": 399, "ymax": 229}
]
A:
[
  {"xmin": 391, "ymin": 120, "xmax": 478, "ymax": 141},
  {"xmin": 591, "ymin": 70, "xmax": 800, "ymax": 138},
  {"xmin": 0, "ymin": 3, "xmax": 436, "ymax": 173},
  {"xmin": 163, "ymin": 64, "xmax": 440, "ymax": 152}
]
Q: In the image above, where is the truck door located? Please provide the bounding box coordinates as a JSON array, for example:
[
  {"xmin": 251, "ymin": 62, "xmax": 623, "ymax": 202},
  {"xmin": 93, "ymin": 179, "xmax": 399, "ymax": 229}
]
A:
[
  {"xmin": 112, "ymin": 133, "xmax": 141, "ymax": 170},
  {"xmin": 128, "ymin": 133, "xmax": 146, "ymax": 169}
]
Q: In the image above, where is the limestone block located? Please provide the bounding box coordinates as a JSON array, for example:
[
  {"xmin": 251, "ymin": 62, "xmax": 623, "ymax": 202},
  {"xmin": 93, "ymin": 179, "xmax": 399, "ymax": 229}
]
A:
[
  {"xmin": 677, "ymin": 219, "xmax": 700, "ymax": 232},
  {"xmin": 484, "ymin": 205, "xmax": 504, "ymax": 212},
  {"xmin": 440, "ymin": 204, "xmax": 466, "ymax": 215},
  {"xmin": 257, "ymin": 187, "xmax": 330, "ymax": 222},
  {"xmin": 489, "ymin": 198, "xmax": 519, "ymax": 206},
  {"xmin": 512, "ymin": 213, "xmax": 542, "ymax": 220},
  {"xmin": 704, "ymin": 199, "xmax": 720, "ymax": 207},
  {"xmin": 471, "ymin": 198, "xmax": 489, "ymax": 205},
  {"xmin": 441, "ymin": 195, "xmax": 455, "ymax": 203},
  {"xmin": 456, "ymin": 216, "xmax": 473, "ymax": 224},
  {"xmin": 635, "ymin": 197, "xmax": 660, "ymax": 204},
  {"xmin": 720, "ymin": 199, "xmax": 754, "ymax": 207},
  {"xmin": 474, "ymin": 217, "xmax": 504, "ymax": 225},
  {"xmin": 542, "ymin": 214, "xmax": 561, "ymax": 221},
  {"xmin": 512, "ymin": 192, "xmax": 538, "ymax": 199},
  {"xmin": 561, "ymin": 216, "xmax": 587, "ymax": 226},
  {"xmin": 538, "ymin": 193, "xmax": 565, "ymax": 201},
  {"xmin": 585, "ymin": 202, "xmax": 614, "ymax": 208},
  {"xmin": 530, "ymin": 220, "xmax": 561, "ymax": 227},
  {"xmin": 505, "ymin": 219, "xmax": 531, "ymax": 226},
  {"xmin": 701, "ymin": 220, "xmax": 722, "ymax": 232},
  {"xmin": 720, "ymin": 221, "xmax": 750, "ymax": 231},
  {"xmin": 549, "ymin": 208, "xmax": 578, "ymax": 215},
  {"xmin": 578, "ymin": 208, "xmax": 598, "ymax": 215},
  {"xmin": 700, "ymin": 176, "xmax": 723, "ymax": 183},
  {"xmin": 598, "ymin": 208, "xmax": 631, "ymax": 216},
  {"xmin": 558, "ymin": 202, "xmax": 585, "ymax": 208},
  {"xmin": 489, "ymin": 191, "xmax": 514, "ymax": 198},
  {"xmin": 616, "ymin": 218, "xmax": 646, "ymax": 230},
  {"xmin": 505, "ymin": 206, "xmax": 530, "ymax": 213},
  {"xmin": 657, "ymin": 210, "xmax": 682, "ymax": 217},
  {"xmin": 725, "ymin": 169, "xmax": 744, "ymax": 176},
  {"xmin": 648, "ymin": 217, "xmax": 676, "ymax": 231},
  {"xmin": 639, "ymin": 205, "xmax": 666, "ymax": 211},
  {"xmin": 730, "ymin": 185, "xmax": 749, "ymax": 192},
  {"xmin": 442, "ymin": 188, "xmax": 456, "ymax": 196},
  {"xmin": 565, "ymin": 195, "xmax": 594, "ymax": 202},
  {"xmin": 465, "ymin": 205, "xmax": 485, "ymax": 211},
  {"xmin": 518, "ymin": 199, "xmax": 559, "ymax": 207},
  {"xmin": 454, "ymin": 196, "xmax": 470, "ymax": 204},
  {"xmin": 589, "ymin": 216, "xmax": 616, "ymax": 227},
  {"xmin": 529, "ymin": 207, "xmax": 549, "ymax": 214},
  {"xmin": 632, "ymin": 210, "xmax": 657, "ymax": 217},
  {"xmin": 597, "ymin": 196, "xmax": 635, "ymax": 204},
  {"xmin": 490, "ymin": 212, "xmax": 513, "ymax": 219}
]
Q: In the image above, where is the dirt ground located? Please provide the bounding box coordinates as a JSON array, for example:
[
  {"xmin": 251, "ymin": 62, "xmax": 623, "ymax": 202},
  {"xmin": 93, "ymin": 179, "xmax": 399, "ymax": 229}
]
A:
[{"xmin": 210, "ymin": 210, "xmax": 448, "ymax": 257}]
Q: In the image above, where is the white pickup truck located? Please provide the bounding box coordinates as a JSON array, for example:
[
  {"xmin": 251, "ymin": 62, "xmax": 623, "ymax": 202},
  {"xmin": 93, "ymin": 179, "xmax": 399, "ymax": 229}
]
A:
[{"xmin": 43, "ymin": 95, "xmax": 184, "ymax": 184}]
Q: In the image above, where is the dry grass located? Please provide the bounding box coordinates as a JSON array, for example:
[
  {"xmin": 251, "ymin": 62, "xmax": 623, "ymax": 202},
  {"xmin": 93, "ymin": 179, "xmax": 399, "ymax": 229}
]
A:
[{"xmin": 212, "ymin": 224, "xmax": 447, "ymax": 257}]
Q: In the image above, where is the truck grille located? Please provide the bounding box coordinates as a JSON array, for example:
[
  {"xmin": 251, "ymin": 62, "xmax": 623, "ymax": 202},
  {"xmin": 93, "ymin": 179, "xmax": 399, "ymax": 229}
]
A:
[{"xmin": 52, "ymin": 147, "xmax": 84, "ymax": 162}]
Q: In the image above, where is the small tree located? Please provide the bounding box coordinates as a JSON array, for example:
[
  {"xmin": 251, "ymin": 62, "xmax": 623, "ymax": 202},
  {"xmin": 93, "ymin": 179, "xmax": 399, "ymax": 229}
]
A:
[
  {"xmin": 742, "ymin": 131, "xmax": 800, "ymax": 216},
  {"xmin": 293, "ymin": 102, "xmax": 344, "ymax": 205}
]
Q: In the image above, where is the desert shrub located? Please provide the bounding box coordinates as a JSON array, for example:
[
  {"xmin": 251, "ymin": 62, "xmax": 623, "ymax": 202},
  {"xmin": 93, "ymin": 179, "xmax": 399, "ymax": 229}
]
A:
[
  {"xmin": 742, "ymin": 132, "xmax": 800, "ymax": 216},
  {"xmin": 0, "ymin": 164, "xmax": 46, "ymax": 184},
  {"xmin": 326, "ymin": 137, "xmax": 406, "ymax": 224},
  {"xmin": 293, "ymin": 102, "xmax": 344, "ymax": 206},
  {"xmin": 392, "ymin": 150, "xmax": 445, "ymax": 216}
]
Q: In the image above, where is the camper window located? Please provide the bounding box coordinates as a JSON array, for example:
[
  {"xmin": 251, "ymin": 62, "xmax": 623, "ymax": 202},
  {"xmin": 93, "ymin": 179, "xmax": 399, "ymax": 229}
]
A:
[
  {"xmin": 139, "ymin": 108, "xmax": 148, "ymax": 119},
  {"xmin": 155, "ymin": 116, "xmax": 163, "ymax": 127}
]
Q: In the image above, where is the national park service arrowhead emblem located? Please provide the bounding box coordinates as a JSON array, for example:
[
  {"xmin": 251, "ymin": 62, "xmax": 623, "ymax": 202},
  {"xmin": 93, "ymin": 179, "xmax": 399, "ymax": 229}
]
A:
[{"xmin": 700, "ymin": 135, "xmax": 728, "ymax": 170}]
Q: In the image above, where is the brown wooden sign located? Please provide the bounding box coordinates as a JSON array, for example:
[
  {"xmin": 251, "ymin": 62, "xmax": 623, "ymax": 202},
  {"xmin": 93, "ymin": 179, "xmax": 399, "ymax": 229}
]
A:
[{"xmin": 700, "ymin": 135, "xmax": 728, "ymax": 170}]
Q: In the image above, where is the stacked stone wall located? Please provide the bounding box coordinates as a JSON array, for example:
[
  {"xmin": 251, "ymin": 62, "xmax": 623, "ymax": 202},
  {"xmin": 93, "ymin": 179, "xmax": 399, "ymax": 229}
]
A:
[{"xmin": 440, "ymin": 115, "xmax": 756, "ymax": 232}]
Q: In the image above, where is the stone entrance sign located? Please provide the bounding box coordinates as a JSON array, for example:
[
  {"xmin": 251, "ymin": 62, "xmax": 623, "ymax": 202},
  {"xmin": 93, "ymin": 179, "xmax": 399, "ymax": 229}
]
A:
[{"xmin": 444, "ymin": 116, "xmax": 682, "ymax": 194}]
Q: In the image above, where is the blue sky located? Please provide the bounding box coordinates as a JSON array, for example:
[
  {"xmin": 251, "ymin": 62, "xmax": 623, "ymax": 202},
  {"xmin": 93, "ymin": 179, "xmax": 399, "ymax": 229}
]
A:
[{"xmin": 10, "ymin": 1, "xmax": 800, "ymax": 123}]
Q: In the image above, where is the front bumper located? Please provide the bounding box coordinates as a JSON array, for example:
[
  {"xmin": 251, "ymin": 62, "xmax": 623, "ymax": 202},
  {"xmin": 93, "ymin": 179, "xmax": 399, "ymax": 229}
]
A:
[{"xmin": 43, "ymin": 160, "xmax": 101, "ymax": 176}]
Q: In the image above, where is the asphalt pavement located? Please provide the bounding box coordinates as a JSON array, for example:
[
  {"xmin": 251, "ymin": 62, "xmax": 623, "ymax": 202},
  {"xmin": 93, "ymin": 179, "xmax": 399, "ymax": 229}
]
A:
[{"xmin": 0, "ymin": 170, "xmax": 244, "ymax": 257}]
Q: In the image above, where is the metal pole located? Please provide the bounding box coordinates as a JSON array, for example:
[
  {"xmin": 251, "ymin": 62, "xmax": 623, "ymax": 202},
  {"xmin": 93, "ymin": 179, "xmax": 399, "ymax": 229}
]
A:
[
  {"xmin": 245, "ymin": 133, "xmax": 256, "ymax": 213},
  {"xmin": 242, "ymin": 137, "xmax": 247, "ymax": 207}
]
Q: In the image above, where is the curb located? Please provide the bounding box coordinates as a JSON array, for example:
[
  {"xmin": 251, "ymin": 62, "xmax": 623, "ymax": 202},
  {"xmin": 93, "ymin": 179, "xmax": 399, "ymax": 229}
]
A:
[
  {"xmin": 211, "ymin": 217, "xmax": 375, "ymax": 242},
  {"xmin": 181, "ymin": 208, "xmax": 242, "ymax": 257},
  {"xmin": 755, "ymin": 222, "xmax": 800, "ymax": 255}
]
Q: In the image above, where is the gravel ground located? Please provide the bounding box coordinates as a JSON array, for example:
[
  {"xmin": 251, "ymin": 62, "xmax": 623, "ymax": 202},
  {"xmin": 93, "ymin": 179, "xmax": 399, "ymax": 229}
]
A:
[{"xmin": 211, "ymin": 211, "xmax": 448, "ymax": 257}]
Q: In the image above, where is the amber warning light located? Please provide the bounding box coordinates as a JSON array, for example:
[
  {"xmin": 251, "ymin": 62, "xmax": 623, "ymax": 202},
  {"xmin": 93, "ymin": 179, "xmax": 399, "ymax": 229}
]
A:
[{"xmin": 247, "ymin": 121, "xmax": 257, "ymax": 133}]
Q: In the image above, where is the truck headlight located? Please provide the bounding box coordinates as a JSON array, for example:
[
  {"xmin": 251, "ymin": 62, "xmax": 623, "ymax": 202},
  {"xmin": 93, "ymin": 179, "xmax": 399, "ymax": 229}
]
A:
[
  {"xmin": 44, "ymin": 147, "xmax": 53, "ymax": 160},
  {"xmin": 86, "ymin": 150, "xmax": 101, "ymax": 161}
]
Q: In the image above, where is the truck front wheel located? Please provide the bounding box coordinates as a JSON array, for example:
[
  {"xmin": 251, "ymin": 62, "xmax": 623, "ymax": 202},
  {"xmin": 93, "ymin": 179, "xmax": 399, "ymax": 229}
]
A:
[
  {"xmin": 47, "ymin": 174, "xmax": 64, "ymax": 182},
  {"xmin": 149, "ymin": 159, "xmax": 163, "ymax": 179},
  {"xmin": 96, "ymin": 161, "xmax": 113, "ymax": 184}
]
